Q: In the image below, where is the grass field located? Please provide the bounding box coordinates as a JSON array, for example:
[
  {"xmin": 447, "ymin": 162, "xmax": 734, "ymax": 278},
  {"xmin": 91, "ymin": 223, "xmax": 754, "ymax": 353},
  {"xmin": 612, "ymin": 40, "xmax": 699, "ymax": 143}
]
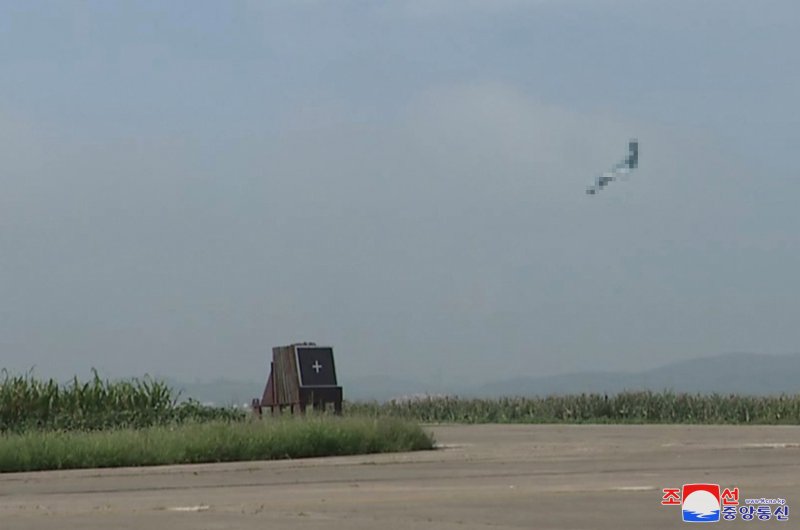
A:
[
  {"xmin": 346, "ymin": 391, "xmax": 800, "ymax": 424},
  {"xmin": 0, "ymin": 416, "xmax": 435, "ymax": 473},
  {"xmin": 0, "ymin": 370, "xmax": 434, "ymax": 472}
]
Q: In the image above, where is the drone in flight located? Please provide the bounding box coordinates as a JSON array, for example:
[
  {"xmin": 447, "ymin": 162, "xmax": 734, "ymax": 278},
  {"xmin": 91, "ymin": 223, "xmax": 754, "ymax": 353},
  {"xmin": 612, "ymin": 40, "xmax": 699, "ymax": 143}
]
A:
[{"xmin": 586, "ymin": 139, "xmax": 639, "ymax": 195}]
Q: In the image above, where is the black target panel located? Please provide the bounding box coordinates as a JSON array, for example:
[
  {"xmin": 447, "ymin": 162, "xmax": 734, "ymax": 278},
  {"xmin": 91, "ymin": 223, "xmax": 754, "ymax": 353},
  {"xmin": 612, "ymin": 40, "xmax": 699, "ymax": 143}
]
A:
[{"xmin": 296, "ymin": 346, "xmax": 337, "ymax": 387}]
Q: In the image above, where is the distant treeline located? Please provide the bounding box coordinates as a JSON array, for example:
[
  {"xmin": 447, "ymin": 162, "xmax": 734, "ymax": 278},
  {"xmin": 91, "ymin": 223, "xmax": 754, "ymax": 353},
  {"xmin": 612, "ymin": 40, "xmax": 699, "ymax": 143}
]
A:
[{"xmin": 345, "ymin": 391, "xmax": 800, "ymax": 424}]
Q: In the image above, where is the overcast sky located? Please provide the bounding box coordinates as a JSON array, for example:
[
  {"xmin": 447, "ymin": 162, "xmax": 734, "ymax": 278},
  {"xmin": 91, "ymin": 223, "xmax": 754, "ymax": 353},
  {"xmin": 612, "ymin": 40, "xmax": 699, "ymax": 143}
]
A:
[{"xmin": 2, "ymin": 1, "xmax": 799, "ymax": 387}]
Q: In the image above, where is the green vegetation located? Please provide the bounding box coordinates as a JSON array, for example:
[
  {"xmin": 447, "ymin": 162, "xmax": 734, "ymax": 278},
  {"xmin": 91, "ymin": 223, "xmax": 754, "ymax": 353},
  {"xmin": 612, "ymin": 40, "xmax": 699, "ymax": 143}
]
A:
[
  {"xmin": 0, "ymin": 369, "xmax": 244, "ymax": 433},
  {"xmin": 9, "ymin": 369, "xmax": 799, "ymax": 473},
  {"xmin": 346, "ymin": 391, "xmax": 800, "ymax": 424},
  {"xmin": 0, "ymin": 416, "xmax": 435, "ymax": 473},
  {"xmin": 0, "ymin": 370, "xmax": 434, "ymax": 472}
]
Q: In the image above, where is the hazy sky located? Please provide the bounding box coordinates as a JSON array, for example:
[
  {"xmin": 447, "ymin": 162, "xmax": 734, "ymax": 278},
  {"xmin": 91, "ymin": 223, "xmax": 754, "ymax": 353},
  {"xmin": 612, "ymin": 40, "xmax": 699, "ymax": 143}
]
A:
[{"xmin": 2, "ymin": 1, "xmax": 799, "ymax": 387}]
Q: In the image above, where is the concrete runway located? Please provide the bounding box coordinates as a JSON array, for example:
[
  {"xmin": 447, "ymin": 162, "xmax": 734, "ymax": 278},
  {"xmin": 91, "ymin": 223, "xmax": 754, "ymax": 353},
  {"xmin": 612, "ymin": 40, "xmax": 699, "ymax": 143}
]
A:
[{"xmin": 1, "ymin": 424, "xmax": 798, "ymax": 529}]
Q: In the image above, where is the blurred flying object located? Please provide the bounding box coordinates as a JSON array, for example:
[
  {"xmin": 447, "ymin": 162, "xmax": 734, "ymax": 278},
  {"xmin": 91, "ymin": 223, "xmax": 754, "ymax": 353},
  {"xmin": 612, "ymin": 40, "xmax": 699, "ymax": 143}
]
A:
[{"xmin": 586, "ymin": 139, "xmax": 639, "ymax": 195}]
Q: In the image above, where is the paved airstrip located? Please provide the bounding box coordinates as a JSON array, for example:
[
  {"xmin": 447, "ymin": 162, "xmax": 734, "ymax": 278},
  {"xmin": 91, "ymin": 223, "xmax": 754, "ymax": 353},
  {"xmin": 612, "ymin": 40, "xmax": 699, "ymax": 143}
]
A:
[{"xmin": 1, "ymin": 424, "xmax": 798, "ymax": 529}]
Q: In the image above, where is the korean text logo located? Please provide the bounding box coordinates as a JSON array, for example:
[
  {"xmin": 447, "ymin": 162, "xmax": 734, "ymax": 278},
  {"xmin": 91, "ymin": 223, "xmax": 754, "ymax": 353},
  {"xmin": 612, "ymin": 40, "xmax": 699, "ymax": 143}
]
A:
[{"xmin": 661, "ymin": 484, "xmax": 789, "ymax": 523}]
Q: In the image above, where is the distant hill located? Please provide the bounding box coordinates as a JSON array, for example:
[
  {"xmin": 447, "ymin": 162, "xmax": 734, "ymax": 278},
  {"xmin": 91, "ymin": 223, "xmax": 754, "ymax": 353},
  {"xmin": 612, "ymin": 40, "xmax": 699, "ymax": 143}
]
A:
[
  {"xmin": 162, "ymin": 353, "xmax": 800, "ymax": 405},
  {"xmin": 338, "ymin": 375, "xmax": 445, "ymax": 402},
  {"xmin": 470, "ymin": 353, "xmax": 800, "ymax": 398}
]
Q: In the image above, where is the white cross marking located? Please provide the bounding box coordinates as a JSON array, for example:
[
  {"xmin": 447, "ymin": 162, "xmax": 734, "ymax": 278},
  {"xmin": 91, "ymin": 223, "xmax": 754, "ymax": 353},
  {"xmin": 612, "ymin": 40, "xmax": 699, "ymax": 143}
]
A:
[{"xmin": 312, "ymin": 361, "xmax": 322, "ymax": 374}]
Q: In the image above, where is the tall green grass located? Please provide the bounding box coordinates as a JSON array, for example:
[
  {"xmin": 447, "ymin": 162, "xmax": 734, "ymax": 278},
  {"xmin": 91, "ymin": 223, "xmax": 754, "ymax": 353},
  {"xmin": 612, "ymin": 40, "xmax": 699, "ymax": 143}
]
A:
[
  {"xmin": 0, "ymin": 371, "xmax": 436, "ymax": 473},
  {"xmin": 0, "ymin": 416, "xmax": 435, "ymax": 473},
  {"xmin": 0, "ymin": 369, "xmax": 243, "ymax": 433},
  {"xmin": 346, "ymin": 391, "xmax": 800, "ymax": 424}
]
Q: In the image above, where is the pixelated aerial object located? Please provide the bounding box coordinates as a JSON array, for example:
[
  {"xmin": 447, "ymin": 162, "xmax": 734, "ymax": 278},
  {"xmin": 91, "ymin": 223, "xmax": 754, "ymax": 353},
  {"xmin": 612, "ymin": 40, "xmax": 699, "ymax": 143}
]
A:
[{"xmin": 586, "ymin": 139, "xmax": 639, "ymax": 195}]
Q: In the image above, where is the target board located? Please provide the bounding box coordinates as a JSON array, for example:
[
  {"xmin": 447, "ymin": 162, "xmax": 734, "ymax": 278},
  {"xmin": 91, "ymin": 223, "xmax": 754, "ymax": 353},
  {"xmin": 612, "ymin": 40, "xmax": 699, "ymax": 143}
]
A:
[
  {"xmin": 253, "ymin": 343, "xmax": 343, "ymax": 415},
  {"xmin": 296, "ymin": 346, "xmax": 338, "ymax": 387}
]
